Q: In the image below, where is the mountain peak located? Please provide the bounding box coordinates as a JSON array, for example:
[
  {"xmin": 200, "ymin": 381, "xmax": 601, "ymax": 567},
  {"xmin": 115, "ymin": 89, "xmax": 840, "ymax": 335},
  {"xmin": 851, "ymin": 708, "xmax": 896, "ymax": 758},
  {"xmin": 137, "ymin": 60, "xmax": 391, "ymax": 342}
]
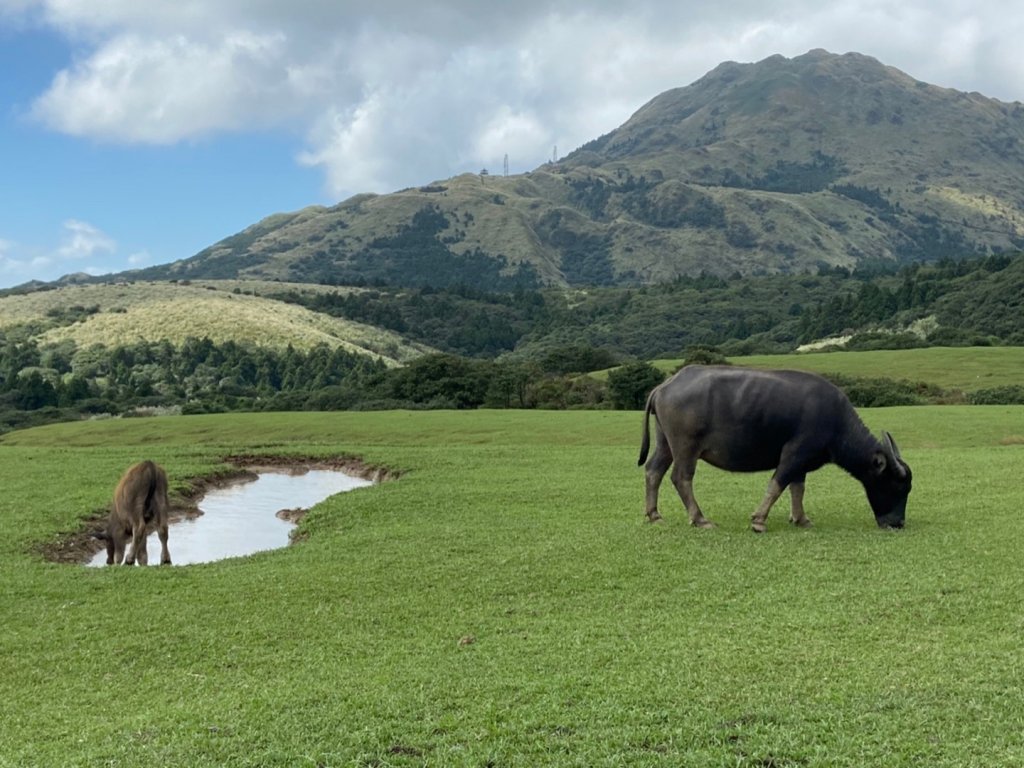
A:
[{"xmin": 108, "ymin": 52, "xmax": 1024, "ymax": 290}]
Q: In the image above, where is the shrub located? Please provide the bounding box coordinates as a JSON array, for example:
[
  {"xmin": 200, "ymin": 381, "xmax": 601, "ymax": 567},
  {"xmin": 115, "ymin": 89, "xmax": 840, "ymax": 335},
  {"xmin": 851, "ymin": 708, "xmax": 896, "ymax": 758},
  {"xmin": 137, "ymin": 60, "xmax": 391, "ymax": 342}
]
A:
[
  {"xmin": 968, "ymin": 386, "xmax": 1024, "ymax": 405},
  {"xmin": 607, "ymin": 362, "xmax": 665, "ymax": 410},
  {"xmin": 821, "ymin": 373, "xmax": 932, "ymax": 407}
]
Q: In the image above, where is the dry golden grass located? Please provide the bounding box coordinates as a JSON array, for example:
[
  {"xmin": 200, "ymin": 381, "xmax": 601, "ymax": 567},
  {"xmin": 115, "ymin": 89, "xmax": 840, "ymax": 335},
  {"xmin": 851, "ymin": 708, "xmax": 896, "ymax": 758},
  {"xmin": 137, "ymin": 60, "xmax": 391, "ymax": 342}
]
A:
[{"xmin": 0, "ymin": 281, "xmax": 432, "ymax": 364}]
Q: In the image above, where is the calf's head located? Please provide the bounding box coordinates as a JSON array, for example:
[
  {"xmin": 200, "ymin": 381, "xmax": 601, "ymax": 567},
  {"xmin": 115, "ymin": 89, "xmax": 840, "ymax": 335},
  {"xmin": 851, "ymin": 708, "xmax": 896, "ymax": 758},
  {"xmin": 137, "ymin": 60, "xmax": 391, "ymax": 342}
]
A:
[{"xmin": 865, "ymin": 432, "xmax": 912, "ymax": 529}]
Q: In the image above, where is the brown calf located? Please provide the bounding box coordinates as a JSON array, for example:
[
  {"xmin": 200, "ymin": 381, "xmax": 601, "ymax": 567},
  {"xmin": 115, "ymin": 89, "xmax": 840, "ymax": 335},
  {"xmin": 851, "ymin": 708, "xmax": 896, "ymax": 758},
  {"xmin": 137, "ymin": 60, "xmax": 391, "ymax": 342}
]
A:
[{"xmin": 105, "ymin": 460, "xmax": 171, "ymax": 565}]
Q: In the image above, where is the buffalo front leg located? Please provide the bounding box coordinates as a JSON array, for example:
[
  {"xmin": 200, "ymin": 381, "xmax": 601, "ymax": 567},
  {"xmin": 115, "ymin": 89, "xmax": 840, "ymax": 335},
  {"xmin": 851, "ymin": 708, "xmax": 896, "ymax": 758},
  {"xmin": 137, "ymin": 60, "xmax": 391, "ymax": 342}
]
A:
[
  {"xmin": 788, "ymin": 481, "xmax": 812, "ymax": 528},
  {"xmin": 751, "ymin": 478, "xmax": 785, "ymax": 533}
]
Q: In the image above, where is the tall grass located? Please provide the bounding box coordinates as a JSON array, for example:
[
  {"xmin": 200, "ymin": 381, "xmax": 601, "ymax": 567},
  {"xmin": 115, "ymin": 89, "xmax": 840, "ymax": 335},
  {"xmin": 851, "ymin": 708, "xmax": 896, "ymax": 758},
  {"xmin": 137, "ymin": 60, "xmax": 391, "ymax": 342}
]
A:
[{"xmin": 0, "ymin": 407, "xmax": 1022, "ymax": 766}]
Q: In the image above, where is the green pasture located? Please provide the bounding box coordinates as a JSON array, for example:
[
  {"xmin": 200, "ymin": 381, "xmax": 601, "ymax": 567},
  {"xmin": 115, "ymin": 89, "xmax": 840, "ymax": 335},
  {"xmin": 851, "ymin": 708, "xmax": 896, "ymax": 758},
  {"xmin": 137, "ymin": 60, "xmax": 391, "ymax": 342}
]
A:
[
  {"xmin": 720, "ymin": 346, "xmax": 1023, "ymax": 393},
  {"xmin": 1, "ymin": 407, "xmax": 1023, "ymax": 766}
]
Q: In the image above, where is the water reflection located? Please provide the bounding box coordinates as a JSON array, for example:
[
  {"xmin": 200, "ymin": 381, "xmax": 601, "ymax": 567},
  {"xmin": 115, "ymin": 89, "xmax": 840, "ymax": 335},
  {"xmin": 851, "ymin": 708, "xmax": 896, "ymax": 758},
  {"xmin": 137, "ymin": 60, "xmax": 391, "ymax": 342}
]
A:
[{"xmin": 89, "ymin": 469, "xmax": 373, "ymax": 566}]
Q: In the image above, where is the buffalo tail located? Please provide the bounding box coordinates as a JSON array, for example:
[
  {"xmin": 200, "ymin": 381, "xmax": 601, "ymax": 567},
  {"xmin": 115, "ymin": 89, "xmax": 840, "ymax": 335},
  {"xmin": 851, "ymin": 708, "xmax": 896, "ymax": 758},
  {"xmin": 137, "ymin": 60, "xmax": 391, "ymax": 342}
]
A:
[{"xmin": 637, "ymin": 390, "xmax": 656, "ymax": 466}]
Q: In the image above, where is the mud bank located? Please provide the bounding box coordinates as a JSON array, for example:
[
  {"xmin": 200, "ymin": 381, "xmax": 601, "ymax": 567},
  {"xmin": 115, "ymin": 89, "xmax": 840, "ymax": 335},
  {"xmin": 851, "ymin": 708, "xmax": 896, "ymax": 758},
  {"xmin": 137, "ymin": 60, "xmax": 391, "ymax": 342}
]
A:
[{"xmin": 39, "ymin": 455, "xmax": 396, "ymax": 565}]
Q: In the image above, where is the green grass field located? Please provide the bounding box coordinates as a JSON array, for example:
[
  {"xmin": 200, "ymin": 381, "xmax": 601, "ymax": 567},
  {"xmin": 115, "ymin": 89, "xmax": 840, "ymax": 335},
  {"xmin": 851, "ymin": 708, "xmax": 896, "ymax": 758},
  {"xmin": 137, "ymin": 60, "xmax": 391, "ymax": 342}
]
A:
[
  {"xmin": 1, "ymin": 407, "xmax": 1023, "ymax": 766},
  {"xmin": 720, "ymin": 347, "xmax": 1024, "ymax": 393}
]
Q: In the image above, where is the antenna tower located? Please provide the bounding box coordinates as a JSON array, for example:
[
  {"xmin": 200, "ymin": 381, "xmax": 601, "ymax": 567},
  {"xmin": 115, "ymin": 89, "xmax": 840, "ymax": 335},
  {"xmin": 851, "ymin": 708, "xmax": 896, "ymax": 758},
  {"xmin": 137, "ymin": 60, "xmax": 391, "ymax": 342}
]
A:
[{"xmin": 503, "ymin": 153, "xmax": 509, "ymax": 177}]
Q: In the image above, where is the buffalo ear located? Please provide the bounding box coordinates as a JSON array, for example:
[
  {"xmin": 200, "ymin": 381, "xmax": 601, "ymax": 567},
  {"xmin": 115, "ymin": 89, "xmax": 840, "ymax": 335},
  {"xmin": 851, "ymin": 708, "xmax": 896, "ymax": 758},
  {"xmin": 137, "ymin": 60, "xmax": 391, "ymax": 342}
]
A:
[{"xmin": 872, "ymin": 450, "xmax": 888, "ymax": 474}]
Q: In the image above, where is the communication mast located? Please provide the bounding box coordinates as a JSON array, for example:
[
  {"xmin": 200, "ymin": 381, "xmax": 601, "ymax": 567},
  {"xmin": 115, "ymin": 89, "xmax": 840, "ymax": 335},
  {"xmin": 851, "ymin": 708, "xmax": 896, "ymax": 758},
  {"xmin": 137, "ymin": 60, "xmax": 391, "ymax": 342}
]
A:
[{"xmin": 503, "ymin": 153, "xmax": 509, "ymax": 177}]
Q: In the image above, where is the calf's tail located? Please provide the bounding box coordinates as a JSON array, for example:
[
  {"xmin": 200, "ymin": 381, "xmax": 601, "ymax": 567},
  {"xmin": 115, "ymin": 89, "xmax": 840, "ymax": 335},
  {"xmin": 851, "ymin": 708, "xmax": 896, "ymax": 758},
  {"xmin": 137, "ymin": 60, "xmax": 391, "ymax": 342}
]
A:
[{"xmin": 637, "ymin": 389, "xmax": 657, "ymax": 466}]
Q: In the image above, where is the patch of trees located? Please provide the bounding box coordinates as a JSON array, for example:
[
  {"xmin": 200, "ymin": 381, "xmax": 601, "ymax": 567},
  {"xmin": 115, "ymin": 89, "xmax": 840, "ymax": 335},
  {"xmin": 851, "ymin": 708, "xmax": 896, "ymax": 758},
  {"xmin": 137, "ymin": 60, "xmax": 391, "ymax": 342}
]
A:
[
  {"xmin": 278, "ymin": 251, "xmax": 1024, "ymax": 358},
  {"xmin": 719, "ymin": 152, "xmax": 846, "ymax": 194},
  {"xmin": 5, "ymin": 251, "xmax": 1024, "ymax": 433},
  {"xmin": 895, "ymin": 214, "xmax": 979, "ymax": 263},
  {"xmin": 271, "ymin": 284, "xmax": 550, "ymax": 358},
  {"xmin": 831, "ymin": 184, "xmax": 899, "ymax": 221},
  {"xmin": 292, "ymin": 205, "xmax": 541, "ymax": 291},
  {"xmin": 567, "ymin": 176, "xmax": 612, "ymax": 219},
  {"xmin": 559, "ymin": 233, "xmax": 617, "ymax": 286},
  {"xmin": 619, "ymin": 176, "xmax": 728, "ymax": 230}
]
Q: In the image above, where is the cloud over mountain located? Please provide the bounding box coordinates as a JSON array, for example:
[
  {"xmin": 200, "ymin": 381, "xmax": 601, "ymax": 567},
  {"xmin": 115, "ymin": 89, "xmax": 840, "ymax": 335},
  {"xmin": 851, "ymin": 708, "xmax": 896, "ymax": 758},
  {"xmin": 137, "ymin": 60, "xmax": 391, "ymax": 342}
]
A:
[{"xmin": 12, "ymin": 0, "xmax": 1024, "ymax": 204}]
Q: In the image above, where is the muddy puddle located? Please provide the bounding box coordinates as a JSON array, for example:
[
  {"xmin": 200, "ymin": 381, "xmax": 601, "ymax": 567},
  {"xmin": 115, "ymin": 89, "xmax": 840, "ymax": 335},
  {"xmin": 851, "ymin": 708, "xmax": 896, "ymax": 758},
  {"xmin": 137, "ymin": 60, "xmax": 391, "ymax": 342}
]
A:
[{"xmin": 86, "ymin": 467, "xmax": 374, "ymax": 566}]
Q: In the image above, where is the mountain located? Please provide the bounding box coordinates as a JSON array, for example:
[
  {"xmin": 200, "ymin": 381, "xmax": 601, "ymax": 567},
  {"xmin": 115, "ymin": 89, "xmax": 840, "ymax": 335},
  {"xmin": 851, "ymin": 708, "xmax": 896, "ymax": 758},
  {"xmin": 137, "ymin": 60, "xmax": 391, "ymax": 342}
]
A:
[{"xmin": 127, "ymin": 50, "xmax": 1024, "ymax": 289}]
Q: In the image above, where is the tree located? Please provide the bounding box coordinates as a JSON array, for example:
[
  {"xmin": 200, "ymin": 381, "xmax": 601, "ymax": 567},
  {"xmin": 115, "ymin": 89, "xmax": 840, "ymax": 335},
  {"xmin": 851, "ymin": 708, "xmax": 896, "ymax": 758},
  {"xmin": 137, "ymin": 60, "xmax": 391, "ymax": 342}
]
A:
[
  {"xmin": 607, "ymin": 362, "xmax": 665, "ymax": 410},
  {"xmin": 15, "ymin": 371, "xmax": 58, "ymax": 409}
]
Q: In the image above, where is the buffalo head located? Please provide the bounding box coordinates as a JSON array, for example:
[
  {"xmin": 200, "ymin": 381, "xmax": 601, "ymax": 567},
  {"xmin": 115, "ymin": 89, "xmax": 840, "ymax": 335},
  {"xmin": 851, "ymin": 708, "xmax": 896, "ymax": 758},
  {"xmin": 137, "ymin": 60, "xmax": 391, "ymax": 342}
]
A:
[{"xmin": 865, "ymin": 432, "xmax": 912, "ymax": 529}]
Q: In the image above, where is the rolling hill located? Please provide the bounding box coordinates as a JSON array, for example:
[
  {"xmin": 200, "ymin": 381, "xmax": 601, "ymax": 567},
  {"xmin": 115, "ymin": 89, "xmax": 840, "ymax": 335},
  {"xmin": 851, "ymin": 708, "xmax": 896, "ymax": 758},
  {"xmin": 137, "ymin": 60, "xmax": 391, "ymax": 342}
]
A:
[
  {"xmin": 0, "ymin": 281, "xmax": 433, "ymax": 364},
  {"xmin": 115, "ymin": 49, "xmax": 1024, "ymax": 290}
]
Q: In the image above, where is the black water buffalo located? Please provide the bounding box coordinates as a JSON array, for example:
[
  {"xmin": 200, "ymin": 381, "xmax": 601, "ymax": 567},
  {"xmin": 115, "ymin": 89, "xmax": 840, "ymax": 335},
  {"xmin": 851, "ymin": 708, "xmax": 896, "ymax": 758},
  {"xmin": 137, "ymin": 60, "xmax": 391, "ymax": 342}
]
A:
[
  {"xmin": 638, "ymin": 365, "xmax": 912, "ymax": 531},
  {"xmin": 103, "ymin": 460, "xmax": 171, "ymax": 565}
]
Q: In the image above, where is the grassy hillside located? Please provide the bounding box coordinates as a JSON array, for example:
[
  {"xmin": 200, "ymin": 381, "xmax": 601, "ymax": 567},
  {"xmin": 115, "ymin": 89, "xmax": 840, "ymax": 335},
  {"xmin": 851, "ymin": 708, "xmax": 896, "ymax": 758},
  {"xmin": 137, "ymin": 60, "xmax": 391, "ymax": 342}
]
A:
[
  {"xmin": 1, "ymin": 408, "xmax": 1023, "ymax": 765},
  {"xmin": 0, "ymin": 281, "xmax": 433, "ymax": 363}
]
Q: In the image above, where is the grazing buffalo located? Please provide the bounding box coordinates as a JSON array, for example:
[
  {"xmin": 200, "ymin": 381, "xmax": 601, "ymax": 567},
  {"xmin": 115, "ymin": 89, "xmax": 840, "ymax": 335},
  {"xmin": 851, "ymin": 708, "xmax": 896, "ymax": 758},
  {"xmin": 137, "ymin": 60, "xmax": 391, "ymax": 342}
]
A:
[
  {"xmin": 638, "ymin": 365, "xmax": 912, "ymax": 531},
  {"xmin": 104, "ymin": 460, "xmax": 171, "ymax": 565}
]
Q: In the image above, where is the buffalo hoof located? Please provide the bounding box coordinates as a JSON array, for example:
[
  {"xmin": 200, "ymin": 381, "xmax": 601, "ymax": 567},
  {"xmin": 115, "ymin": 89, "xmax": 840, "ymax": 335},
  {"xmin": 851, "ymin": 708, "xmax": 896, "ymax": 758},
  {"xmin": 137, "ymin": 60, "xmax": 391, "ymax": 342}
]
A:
[
  {"xmin": 789, "ymin": 517, "xmax": 813, "ymax": 528},
  {"xmin": 691, "ymin": 518, "xmax": 716, "ymax": 529},
  {"xmin": 646, "ymin": 511, "xmax": 663, "ymax": 523},
  {"xmin": 751, "ymin": 522, "xmax": 767, "ymax": 534}
]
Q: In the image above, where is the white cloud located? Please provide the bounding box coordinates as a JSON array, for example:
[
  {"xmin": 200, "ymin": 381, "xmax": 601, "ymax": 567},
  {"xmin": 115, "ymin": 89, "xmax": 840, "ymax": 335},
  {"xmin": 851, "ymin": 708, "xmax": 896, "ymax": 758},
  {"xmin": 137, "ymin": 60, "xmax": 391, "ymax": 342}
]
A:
[
  {"xmin": 126, "ymin": 250, "xmax": 150, "ymax": 266},
  {"xmin": 18, "ymin": 0, "xmax": 1024, "ymax": 201},
  {"xmin": 0, "ymin": 221, "xmax": 128, "ymax": 285},
  {"xmin": 31, "ymin": 31, "xmax": 301, "ymax": 143},
  {"xmin": 56, "ymin": 219, "xmax": 116, "ymax": 260}
]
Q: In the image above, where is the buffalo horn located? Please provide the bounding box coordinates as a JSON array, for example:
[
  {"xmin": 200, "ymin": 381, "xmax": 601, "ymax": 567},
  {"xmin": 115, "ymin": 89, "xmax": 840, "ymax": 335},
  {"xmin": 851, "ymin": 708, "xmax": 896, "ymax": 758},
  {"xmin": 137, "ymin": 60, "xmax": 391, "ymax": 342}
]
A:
[{"xmin": 883, "ymin": 432, "xmax": 907, "ymax": 477}]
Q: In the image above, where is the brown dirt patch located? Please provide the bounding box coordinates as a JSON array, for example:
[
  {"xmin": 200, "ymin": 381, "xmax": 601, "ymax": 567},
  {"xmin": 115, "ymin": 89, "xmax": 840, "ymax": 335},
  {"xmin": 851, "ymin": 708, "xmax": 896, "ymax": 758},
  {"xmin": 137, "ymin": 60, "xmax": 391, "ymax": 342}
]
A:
[{"xmin": 39, "ymin": 454, "xmax": 396, "ymax": 565}]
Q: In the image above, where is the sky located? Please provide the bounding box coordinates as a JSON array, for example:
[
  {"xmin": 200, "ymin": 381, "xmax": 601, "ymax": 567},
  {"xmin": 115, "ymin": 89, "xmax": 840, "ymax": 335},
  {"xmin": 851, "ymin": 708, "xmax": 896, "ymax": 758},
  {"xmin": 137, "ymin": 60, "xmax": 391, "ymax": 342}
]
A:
[{"xmin": 2, "ymin": 1, "xmax": 1023, "ymax": 288}]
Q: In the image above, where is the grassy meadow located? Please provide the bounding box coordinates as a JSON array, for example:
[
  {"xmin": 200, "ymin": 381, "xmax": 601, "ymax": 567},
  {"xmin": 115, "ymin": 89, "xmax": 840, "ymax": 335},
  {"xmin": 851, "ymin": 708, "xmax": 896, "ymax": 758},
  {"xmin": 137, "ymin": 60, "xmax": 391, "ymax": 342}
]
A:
[
  {"xmin": 1, "ymin": 407, "xmax": 1023, "ymax": 766},
  {"xmin": 645, "ymin": 346, "xmax": 1024, "ymax": 394}
]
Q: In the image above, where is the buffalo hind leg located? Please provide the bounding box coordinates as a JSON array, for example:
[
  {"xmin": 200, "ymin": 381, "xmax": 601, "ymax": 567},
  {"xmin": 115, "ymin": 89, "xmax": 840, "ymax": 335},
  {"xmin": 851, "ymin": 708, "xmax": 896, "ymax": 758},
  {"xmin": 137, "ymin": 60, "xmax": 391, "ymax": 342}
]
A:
[
  {"xmin": 158, "ymin": 523, "xmax": 171, "ymax": 565},
  {"xmin": 788, "ymin": 481, "xmax": 812, "ymax": 528},
  {"xmin": 751, "ymin": 478, "xmax": 786, "ymax": 533},
  {"xmin": 669, "ymin": 455, "xmax": 715, "ymax": 529},
  {"xmin": 125, "ymin": 524, "xmax": 148, "ymax": 566},
  {"xmin": 108, "ymin": 530, "xmax": 125, "ymax": 565},
  {"xmin": 644, "ymin": 428, "xmax": 673, "ymax": 522}
]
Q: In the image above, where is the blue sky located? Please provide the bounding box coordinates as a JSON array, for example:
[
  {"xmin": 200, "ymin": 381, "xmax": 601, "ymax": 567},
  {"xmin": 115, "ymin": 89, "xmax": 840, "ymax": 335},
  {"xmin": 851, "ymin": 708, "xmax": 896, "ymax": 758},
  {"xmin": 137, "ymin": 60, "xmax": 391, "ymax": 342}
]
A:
[
  {"xmin": 0, "ymin": 19, "xmax": 325, "ymax": 286},
  {"xmin": 2, "ymin": 1, "xmax": 1023, "ymax": 288}
]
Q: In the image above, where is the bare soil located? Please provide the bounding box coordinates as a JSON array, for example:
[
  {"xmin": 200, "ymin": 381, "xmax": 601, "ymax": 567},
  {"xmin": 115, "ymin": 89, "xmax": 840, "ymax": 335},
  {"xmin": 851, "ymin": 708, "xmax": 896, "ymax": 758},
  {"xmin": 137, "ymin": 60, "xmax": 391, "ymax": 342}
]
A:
[{"xmin": 38, "ymin": 454, "xmax": 397, "ymax": 565}]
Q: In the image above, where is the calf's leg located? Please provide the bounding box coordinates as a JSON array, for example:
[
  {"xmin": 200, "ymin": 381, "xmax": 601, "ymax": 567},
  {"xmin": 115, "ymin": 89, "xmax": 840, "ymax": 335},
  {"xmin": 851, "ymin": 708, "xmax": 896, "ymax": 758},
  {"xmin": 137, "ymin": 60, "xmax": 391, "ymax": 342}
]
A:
[
  {"xmin": 158, "ymin": 523, "xmax": 171, "ymax": 565},
  {"xmin": 108, "ymin": 530, "xmax": 124, "ymax": 565},
  {"xmin": 125, "ymin": 523, "xmax": 148, "ymax": 566}
]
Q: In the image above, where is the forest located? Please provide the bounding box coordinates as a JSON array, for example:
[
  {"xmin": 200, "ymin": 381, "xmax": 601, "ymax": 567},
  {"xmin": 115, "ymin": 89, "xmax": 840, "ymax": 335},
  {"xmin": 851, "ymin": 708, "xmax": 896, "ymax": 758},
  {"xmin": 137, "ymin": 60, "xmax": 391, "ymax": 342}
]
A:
[{"xmin": 2, "ymin": 251, "xmax": 1023, "ymax": 432}]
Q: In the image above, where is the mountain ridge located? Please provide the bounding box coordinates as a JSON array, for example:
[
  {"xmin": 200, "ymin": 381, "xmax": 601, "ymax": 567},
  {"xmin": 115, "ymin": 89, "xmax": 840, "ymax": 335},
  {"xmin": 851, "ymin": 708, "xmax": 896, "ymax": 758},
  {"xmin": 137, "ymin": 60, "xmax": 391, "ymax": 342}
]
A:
[{"xmin": 88, "ymin": 50, "xmax": 1024, "ymax": 289}]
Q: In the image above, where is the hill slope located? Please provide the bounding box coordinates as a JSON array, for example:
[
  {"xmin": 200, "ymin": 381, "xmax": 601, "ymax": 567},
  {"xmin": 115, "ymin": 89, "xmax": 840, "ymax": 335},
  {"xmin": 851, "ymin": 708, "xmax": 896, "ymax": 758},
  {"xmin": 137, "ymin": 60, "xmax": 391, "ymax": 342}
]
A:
[
  {"xmin": 114, "ymin": 49, "xmax": 1024, "ymax": 290},
  {"xmin": 0, "ymin": 281, "xmax": 433, "ymax": 363}
]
